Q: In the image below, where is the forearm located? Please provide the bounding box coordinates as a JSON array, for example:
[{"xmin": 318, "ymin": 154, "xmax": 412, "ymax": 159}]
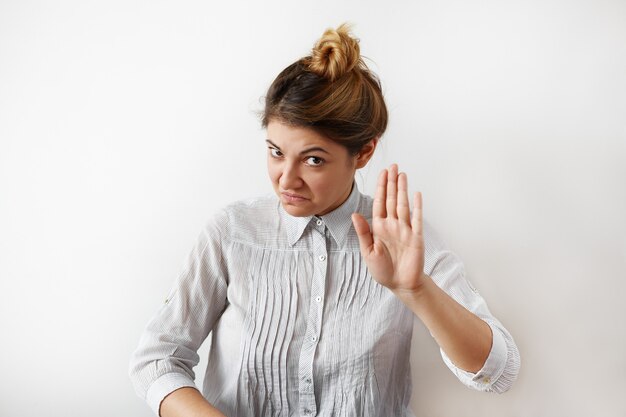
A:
[
  {"xmin": 394, "ymin": 274, "xmax": 492, "ymax": 373},
  {"xmin": 160, "ymin": 387, "xmax": 228, "ymax": 417}
]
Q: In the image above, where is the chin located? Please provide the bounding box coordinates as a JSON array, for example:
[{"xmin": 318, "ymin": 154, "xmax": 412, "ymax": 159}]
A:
[{"xmin": 281, "ymin": 203, "xmax": 313, "ymax": 217}]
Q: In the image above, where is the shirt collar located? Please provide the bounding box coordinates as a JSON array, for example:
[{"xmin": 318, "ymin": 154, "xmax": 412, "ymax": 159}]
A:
[{"xmin": 280, "ymin": 180, "xmax": 361, "ymax": 247}]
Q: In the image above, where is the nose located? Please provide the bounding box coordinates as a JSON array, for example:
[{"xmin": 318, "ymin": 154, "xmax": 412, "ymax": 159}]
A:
[{"xmin": 279, "ymin": 162, "xmax": 303, "ymax": 190}]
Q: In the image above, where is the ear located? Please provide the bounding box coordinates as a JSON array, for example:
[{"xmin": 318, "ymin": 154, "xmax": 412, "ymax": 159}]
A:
[{"xmin": 355, "ymin": 137, "xmax": 379, "ymax": 169}]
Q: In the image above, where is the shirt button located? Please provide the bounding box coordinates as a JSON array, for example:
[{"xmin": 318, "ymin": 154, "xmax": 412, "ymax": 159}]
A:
[
  {"xmin": 315, "ymin": 296, "xmax": 322, "ymax": 302},
  {"xmin": 316, "ymin": 219, "xmax": 323, "ymax": 226},
  {"xmin": 303, "ymin": 409, "xmax": 311, "ymax": 415},
  {"xmin": 311, "ymin": 335, "xmax": 317, "ymax": 342},
  {"xmin": 318, "ymin": 255, "xmax": 326, "ymax": 261},
  {"xmin": 305, "ymin": 377, "xmax": 312, "ymax": 383}
]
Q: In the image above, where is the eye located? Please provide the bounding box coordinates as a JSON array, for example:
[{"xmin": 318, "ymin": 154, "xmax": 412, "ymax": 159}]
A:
[
  {"xmin": 269, "ymin": 148, "xmax": 282, "ymax": 158},
  {"xmin": 305, "ymin": 156, "xmax": 325, "ymax": 167}
]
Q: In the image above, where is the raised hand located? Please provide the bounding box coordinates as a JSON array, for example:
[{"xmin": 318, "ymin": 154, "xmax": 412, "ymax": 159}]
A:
[
  {"xmin": 352, "ymin": 164, "xmax": 498, "ymax": 375},
  {"xmin": 351, "ymin": 163, "xmax": 427, "ymax": 294}
]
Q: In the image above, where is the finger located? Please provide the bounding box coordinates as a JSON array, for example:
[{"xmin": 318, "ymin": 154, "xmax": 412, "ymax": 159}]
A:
[
  {"xmin": 352, "ymin": 213, "xmax": 374, "ymax": 254},
  {"xmin": 411, "ymin": 192, "xmax": 423, "ymax": 238},
  {"xmin": 386, "ymin": 163, "xmax": 398, "ymax": 218},
  {"xmin": 397, "ymin": 172, "xmax": 411, "ymax": 225},
  {"xmin": 373, "ymin": 168, "xmax": 387, "ymax": 218}
]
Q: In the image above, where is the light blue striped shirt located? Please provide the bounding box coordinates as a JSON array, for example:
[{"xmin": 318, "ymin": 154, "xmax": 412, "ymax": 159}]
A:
[{"xmin": 129, "ymin": 181, "xmax": 520, "ymax": 416}]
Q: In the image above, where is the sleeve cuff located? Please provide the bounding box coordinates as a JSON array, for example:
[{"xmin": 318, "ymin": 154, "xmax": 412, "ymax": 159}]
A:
[
  {"xmin": 471, "ymin": 321, "xmax": 508, "ymax": 385},
  {"xmin": 440, "ymin": 321, "xmax": 508, "ymax": 390},
  {"xmin": 146, "ymin": 372, "xmax": 198, "ymax": 416}
]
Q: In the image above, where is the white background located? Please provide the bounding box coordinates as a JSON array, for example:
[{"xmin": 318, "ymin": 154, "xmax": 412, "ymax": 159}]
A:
[{"xmin": 1, "ymin": 1, "xmax": 625, "ymax": 416}]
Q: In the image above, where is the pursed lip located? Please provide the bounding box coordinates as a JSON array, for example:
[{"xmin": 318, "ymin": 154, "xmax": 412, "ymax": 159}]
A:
[{"xmin": 281, "ymin": 191, "xmax": 308, "ymax": 200}]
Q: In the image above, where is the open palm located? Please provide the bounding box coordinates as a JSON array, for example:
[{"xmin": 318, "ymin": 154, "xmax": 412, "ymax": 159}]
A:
[{"xmin": 351, "ymin": 164, "xmax": 426, "ymax": 293}]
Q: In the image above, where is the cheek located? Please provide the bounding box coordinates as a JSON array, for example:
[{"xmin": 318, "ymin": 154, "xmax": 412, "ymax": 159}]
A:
[
  {"xmin": 267, "ymin": 160, "xmax": 278, "ymax": 182},
  {"xmin": 307, "ymin": 174, "xmax": 333, "ymax": 193},
  {"xmin": 315, "ymin": 170, "xmax": 350, "ymax": 194}
]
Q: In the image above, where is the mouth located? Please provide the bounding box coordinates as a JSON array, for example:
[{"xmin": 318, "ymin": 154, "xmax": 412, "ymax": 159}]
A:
[{"xmin": 281, "ymin": 192, "xmax": 308, "ymax": 203}]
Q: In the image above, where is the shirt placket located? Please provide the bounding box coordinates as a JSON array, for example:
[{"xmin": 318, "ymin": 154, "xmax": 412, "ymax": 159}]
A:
[{"xmin": 298, "ymin": 216, "xmax": 328, "ymax": 417}]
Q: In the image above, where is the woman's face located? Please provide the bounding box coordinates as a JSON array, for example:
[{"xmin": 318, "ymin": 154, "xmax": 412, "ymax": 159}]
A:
[{"xmin": 266, "ymin": 119, "xmax": 375, "ymax": 217}]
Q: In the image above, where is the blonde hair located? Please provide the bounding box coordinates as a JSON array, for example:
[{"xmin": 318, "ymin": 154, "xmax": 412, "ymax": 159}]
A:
[{"xmin": 260, "ymin": 22, "xmax": 388, "ymax": 155}]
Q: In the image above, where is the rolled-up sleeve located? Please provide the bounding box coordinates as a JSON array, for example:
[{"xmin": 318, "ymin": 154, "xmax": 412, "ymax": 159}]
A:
[
  {"xmin": 128, "ymin": 209, "xmax": 230, "ymax": 415},
  {"xmin": 422, "ymin": 219, "xmax": 521, "ymax": 393}
]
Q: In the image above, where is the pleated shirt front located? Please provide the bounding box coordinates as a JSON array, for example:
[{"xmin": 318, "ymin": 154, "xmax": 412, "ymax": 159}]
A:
[{"xmin": 129, "ymin": 181, "xmax": 520, "ymax": 417}]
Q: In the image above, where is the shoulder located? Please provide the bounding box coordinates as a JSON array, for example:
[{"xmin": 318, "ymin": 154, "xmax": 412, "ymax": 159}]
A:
[
  {"xmin": 222, "ymin": 192, "xmax": 278, "ymax": 223},
  {"xmin": 204, "ymin": 192, "xmax": 279, "ymax": 241},
  {"xmin": 422, "ymin": 218, "xmax": 447, "ymax": 251},
  {"xmin": 355, "ymin": 191, "xmax": 374, "ymax": 220}
]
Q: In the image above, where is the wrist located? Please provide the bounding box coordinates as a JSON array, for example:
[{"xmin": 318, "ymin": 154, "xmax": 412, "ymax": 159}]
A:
[{"xmin": 391, "ymin": 273, "xmax": 432, "ymax": 302}]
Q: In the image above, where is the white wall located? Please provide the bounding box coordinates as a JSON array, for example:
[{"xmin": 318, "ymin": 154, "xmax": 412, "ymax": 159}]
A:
[{"xmin": 1, "ymin": 1, "xmax": 625, "ymax": 416}]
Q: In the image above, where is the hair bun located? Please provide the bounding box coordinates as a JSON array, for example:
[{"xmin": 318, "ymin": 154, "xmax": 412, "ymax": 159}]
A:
[{"xmin": 307, "ymin": 22, "xmax": 361, "ymax": 82}]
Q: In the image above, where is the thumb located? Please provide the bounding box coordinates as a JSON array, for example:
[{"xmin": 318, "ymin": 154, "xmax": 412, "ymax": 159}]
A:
[{"xmin": 351, "ymin": 213, "xmax": 374, "ymax": 254}]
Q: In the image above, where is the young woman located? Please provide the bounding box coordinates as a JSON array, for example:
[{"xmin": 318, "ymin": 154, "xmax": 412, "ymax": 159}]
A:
[{"xmin": 129, "ymin": 22, "xmax": 520, "ymax": 417}]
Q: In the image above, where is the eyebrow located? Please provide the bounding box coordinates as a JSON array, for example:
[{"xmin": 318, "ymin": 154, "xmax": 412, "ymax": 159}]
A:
[{"xmin": 266, "ymin": 139, "xmax": 330, "ymax": 155}]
